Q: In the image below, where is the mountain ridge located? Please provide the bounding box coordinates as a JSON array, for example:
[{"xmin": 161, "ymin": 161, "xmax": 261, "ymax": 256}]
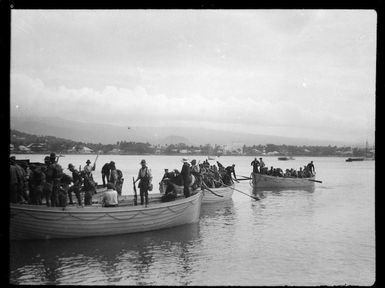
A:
[{"xmin": 11, "ymin": 115, "xmax": 357, "ymax": 147}]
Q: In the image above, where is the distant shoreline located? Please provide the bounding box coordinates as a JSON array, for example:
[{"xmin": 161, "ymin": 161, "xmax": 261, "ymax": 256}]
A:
[{"xmin": 10, "ymin": 152, "xmax": 356, "ymax": 158}]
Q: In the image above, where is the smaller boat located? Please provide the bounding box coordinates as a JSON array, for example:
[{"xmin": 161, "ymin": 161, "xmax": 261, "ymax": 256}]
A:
[
  {"xmin": 170, "ymin": 184, "xmax": 233, "ymax": 204},
  {"xmin": 345, "ymin": 157, "xmax": 364, "ymax": 162},
  {"xmin": 278, "ymin": 156, "xmax": 294, "ymax": 161},
  {"xmin": 251, "ymin": 172, "xmax": 316, "ymax": 188},
  {"xmin": 201, "ymin": 185, "xmax": 234, "ymax": 203}
]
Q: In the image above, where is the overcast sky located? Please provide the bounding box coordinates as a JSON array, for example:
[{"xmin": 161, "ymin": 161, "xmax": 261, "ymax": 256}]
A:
[{"xmin": 10, "ymin": 10, "xmax": 376, "ymax": 145}]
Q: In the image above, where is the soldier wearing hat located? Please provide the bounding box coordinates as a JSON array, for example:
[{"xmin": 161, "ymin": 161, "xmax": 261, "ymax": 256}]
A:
[
  {"xmin": 109, "ymin": 161, "xmax": 118, "ymax": 187},
  {"xmin": 101, "ymin": 162, "xmax": 111, "ymax": 187},
  {"xmin": 10, "ymin": 156, "xmax": 28, "ymax": 203},
  {"xmin": 190, "ymin": 159, "xmax": 200, "ymax": 174},
  {"xmin": 68, "ymin": 163, "xmax": 83, "ymax": 205},
  {"xmin": 307, "ymin": 161, "xmax": 315, "ymax": 176},
  {"xmin": 84, "ymin": 159, "xmax": 95, "ymax": 180},
  {"xmin": 43, "ymin": 153, "xmax": 63, "ymax": 207},
  {"xmin": 50, "ymin": 152, "xmax": 58, "ymax": 164},
  {"xmin": 259, "ymin": 158, "xmax": 265, "ymax": 171},
  {"xmin": 134, "ymin": 159, "xmax": 152, "ymax": 206},
  {"xmin": 28, "ymin": 164, "xmax": 46, "ymax": 205},
  {"xmin": 180, "ymin": 158, "xmax": 191, "ymax": 197},
  {"xmin": 42, "ymin": 154, "xmax": 58, "ymax": 206},
  {"xmin": 251, "ymin": 158, "xmax": 260, "ymax": 173},
  {"xmin": 225, "ymin": 164, "xmax": 237, "ymax": 184}
]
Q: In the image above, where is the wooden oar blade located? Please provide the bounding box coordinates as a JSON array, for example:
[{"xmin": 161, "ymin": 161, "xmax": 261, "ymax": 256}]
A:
[
  {"xmin": 201, "ymin": 182, "xmax": 224, "ymax": 197},
  {"xmin": 236, "ymin": 178, "xmax": 252, "ymax": 181},
  {"xmin": 308, "ymin": 179, "xmax": 322, "ymax": 183},
  {"xmin": 202, "ymin": 187, "xmax": 224, "ymax": 197}
]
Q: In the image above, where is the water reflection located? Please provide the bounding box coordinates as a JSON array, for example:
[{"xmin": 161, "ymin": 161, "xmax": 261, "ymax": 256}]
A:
[
  {"xmin": 200, "ymin": 200, "xmax": 235, "ymax": 219},
  {"xmin": 133, "ymin": 243, "xmax": 155, "ymax": 281},
  {"xmin": 10, "ymin": 223, "xmax": 200, "ymax": 285}
]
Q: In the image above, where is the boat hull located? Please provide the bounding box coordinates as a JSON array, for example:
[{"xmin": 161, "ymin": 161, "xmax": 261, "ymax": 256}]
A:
[
  {"xmin": 10, "ymin": 191, "xmax": 203, "ymax": 240},
  {"xmin": 346, "ymin": 157, "xmax": 364, "ymax": 162},
  {"xmin": 251, "ymin": 173, "xmax": 315, "ymax": 188},
  {"xmin": 171, "ymin": 184, "xmax": 233, "ymax": 204},
  {"xmin": 202, "ymin": 186, "xmax": 234, "ymax": 203}
]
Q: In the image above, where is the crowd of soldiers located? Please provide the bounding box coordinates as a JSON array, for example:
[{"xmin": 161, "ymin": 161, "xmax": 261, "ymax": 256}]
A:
[
  {"xmin": 9, "ymin": 153, "xmax": 124, "ymax": 207},
  {"xmin": 11, "ymin": 154, "xmax": 316, "ymax": 207},
  {"xmin": 199, "ymin": 160, "xmax": 237, "ymax": 188},
  {"xmin": 161, "ymin": 158, "xmax": 237, "ymax": 192},
  {"xmin": 251, "ymin": 157, "xmax": 316, "ymax": 178}
]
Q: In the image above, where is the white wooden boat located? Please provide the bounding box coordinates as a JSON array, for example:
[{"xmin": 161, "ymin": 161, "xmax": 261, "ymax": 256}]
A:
[
  {"xmin": 201, "ymin": 186, "xmax": 234, "ymax": 204},
  {"xmin": 251, "ymin": 173, "xmax": 316, "ymax": 188},
  {"xmin": 10, "ymin": 191, "xmax": 203, "ymax": 240},
  {"xmin": 345, "ymin": 157, "xmax": 364, "ymax": 162}
]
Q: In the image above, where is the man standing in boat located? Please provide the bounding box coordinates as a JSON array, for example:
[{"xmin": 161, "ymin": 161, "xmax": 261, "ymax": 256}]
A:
[
  {"xmin": 181, "ymin": 158, "xmax": 191, "ymax": 197},
  {"xmin": 68, "ymin": 163, "xmax": 83, "ymax": 206},
  {"xmin": 101, "ymin": 162, "xmax": 111, "ymax": 187},
  {"xmin": 109, "ymin": 161, "xmax": 118, "ymax": 187},
  {"xmin": 10, "ymin": 156, "xmax": 28, "ymax": 203},
  {"xmin": 190, "ymin": 159, "xmax": 202, "ymax": 189},
  {"xmin": 251, "ymin": 158, "xmax": 260, "ymax": 173},
  {"xmin": 44, "ymin": 153, "xmax": 63, "ymax": 207},
  {"xmin": 225, "ymin": 164, "xmax": 237, "ymax": 184},
  {"xmin": 307, "ymin": 161, "xmax": 315, "ymax": 176},
  {"xmin": 259, "ymin": 158, "xmax": 265, "ymax": 173},
  {"xmin": 28, "ymin": 164, "xmax": 46, "ymax": 205},
  {"xmin": 84, "ymin": 159, "xmax": 95, "ymax": 180},
  {"xmin": 134, "ymin": 159, "xmax": 153, "ymax": 207}
]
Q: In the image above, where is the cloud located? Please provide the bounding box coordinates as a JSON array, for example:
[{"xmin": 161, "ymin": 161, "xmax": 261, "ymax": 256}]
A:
[
  {"xmin": 11, "ymin": 73, "xmax": 374, "ymax": 143},
  {"xmin": 10, "ymin": 10, "xmax": 376, "ymax": 144}
]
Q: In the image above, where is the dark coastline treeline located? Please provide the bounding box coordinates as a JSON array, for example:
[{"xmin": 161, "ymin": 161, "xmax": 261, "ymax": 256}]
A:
[{"xmin": 10, "ymin": 129, "xmax": 374, "ymax": 157}]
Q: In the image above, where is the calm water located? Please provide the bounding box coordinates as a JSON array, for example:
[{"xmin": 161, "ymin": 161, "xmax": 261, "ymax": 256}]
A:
[{"xmin": 10, "ymin": 155, "xmax": 375, "ymax": 285}]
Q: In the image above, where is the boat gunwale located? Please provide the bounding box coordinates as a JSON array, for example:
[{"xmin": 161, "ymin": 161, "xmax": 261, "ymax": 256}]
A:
[
  {"xmin": 10, "ymin": 191, "xmax": 203, "ymax": 214},
  {"xmin": 251, "ymin": 172, "xmax": 315, "ymax": 182}
]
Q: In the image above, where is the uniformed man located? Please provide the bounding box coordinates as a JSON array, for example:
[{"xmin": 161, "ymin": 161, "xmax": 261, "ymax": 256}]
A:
[
  {"xmin": 134, "ymin": 159, "xmax": 152, "ymax": 206},
  {"xmin": 251, "ymin": 158, "xmax": 260, "ymax": 173},
  {"xmin": 84, "ymin": 159, "xmax": 95, "ymax": 180},
  {"xmin": 109, "ymin": 161, "xmax": 118, "ymax": 187},
  {"xmin": 225, "ymin": 164, "xmax": 237, "ymax": 182},
  {"xmin": 259, "ymin": 158, "xmax": 265, "ymax": 171},
  {"xmin": 10, "ymin": 156, "xmax": 28, "ymax": 203},
  {"xmin": 307, "ymin": 161, "xmax": 315, "ymax": 176},
  {"xmin": 28, "ymin": 164, "xmax": 46, "ymax": 205},
  {"xmin": 68, "ymin": 163, "xmax": 83, "ymax": 205},
  {"xmin": 49, "ymin": 153, "xmax": 63, "ymax": 207},
  {"xmin": 180, "ymin": 158, "xmax": 191, "ymax": 198},
  {"xmin": 101, "ymin": 162, "xmax": 111, "ymax": 187}
]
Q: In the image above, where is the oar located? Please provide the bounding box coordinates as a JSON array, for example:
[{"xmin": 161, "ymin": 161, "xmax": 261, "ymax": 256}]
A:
[
  {"xmin": 307, "ymin": 179, "xmax": 322, "ymax": 183},
  {"xmin": 92, "ymin": 152, "xmax": 100, "ymax": 170},
  {"xmin": 132, "ymin": 177, "xmax": 138, "ymax": 205},
  {"xmin": 239, "ymin": 175, "xmax": 252, "ymax": 179},
  {"xmin": 229, "ymin": 185, "xmax": 260, "ymax": 201},
  {"xmin": 211, "ymin": 179, "xmax": 259, "ymax": 201},
  {"xmin": 201, "ymin": 182, "xmax": 224, "ymax": 197},
  {"xmin": 236, "ymin": 177, "xmax": 252, "ymax": 181}
]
